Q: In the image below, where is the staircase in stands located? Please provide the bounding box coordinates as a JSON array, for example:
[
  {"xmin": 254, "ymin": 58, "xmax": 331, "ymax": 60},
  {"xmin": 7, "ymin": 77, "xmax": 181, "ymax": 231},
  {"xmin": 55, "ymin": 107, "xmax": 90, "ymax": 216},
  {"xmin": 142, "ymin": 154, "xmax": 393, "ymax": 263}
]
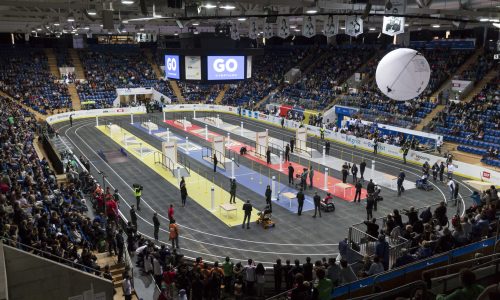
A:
[
  {"xmin": 69, "ymin": 49, "xmax": 86, "ymax": 79},
  {"xmin": 45, "ymin": 48, "xmax": 59, "ymax": 78},
  {"xmin": 94, "ymin": 252, "xmax": 138, "ymax": 300},
  {"xmin": 430, "ymin": 47, "xmax": 483, "ymax": 99},
  {"xmin": 67, "ymin": 83, "xmax": 81, "ymax": 110},
  {"xmin": 463, "ymin": 68, "xmax": 497, "ymax": 102},
  {"xmin": 144, "ymin": 49, "xmax": 185, "ymax": 103},
  {"xmin": 215, "ymin": 84, "xmax": 230, "ymax": 104}
]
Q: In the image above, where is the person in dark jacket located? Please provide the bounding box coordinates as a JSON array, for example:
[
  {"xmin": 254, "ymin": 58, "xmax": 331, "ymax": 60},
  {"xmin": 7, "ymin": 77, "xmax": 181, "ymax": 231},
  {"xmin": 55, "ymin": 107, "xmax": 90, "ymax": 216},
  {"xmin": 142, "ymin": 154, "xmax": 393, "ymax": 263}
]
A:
[
  {"xmin": 302, "ymin": 257, "xmax": 313, "ymax": 281},
  {"xmin": 273, "ymin": 259, "xmax": 283, "ymax": 293},
  {"xmin": 242, "ymin": 200, "xmax": 253, "ymax": 229},
  {"xmin": 367, "ymin": 179, "xmax": 375, "ymax": 195},
  {"xmin": 213, "ymin": 153, "xmax": 218, "ymax": 172},
  {"xmin": 341, "ymin": 163, "xmax": 349, "ymax": 183},
  {"xmin": 420, "ymin": 207, "xmax": 432, "ymax": 224},
  {"xmin": 360, "ymin": 160, "xmax": 367, "ymax": 180},
  {"xmin": 313, "ymin": 192, "xmax": 321, "ymax": 218},
  {"xmin": 229, "ymin": 178, "xmax": 237, "ymax": 204},
  {"xmin": 354, "ymin": 180, "xmax": 362, "ymax": 203},
  {"xmin": 288, "ymin": 163, "xmax": 295, "ymax": 185},
  {"xmin": 290, "ymin": 138, "xmax": 295, "ymax": 153},
  {"xmin": 364, "ymin": 218, "xmax": 379, "ymax": 239},
  {"xmin": 366, "ymin": 195, "xmax": 375, "ymax": 220},
  {"xmin": 375, "ymin": 235, "xmax": 390, "ymax": 270},
  {"xmin": 283, "ymin": 259, "xmax": 293, "ymax": 290},
  {"xmin": 130, "ymin": 205, "xmax": 137, "ymax": 228},
  {"xmin": 297, "ymin": 188, "xmax": 305, "ymax": 216},
  {"xmin": 439, "ymin": 162, "xmax": 445, "ymax": 182},
  {"xmin": 285, "ymin": 144, "xmax": 290, "ymax": 162},
  {"xmin": 180, "ymin": 177, "xmax": 188, "ymax": 207},
  {"xmin": 266, "ymin": 148, "xmax": 271, "ymax": 164},
  {"xmin": 116, "ymin": 229, "xmax": 124, "ymax": 263},
  {"xmin": 153, "ymin": 213, "xmax": 160, "ymax": 241},
  {"xmin": 265, "ymin": 185, "xmax": 272, "ymax": 210},
  {"xmin": 351, "ymin": 164, "xmax": 358, "ymax": 183},
  {"xmin": 397, "ymin": 170, "xmax": 405, "ymax": 196},
  {"xmin": 325, "ymin": 141, "xmax": 331, "ymax": 156}
]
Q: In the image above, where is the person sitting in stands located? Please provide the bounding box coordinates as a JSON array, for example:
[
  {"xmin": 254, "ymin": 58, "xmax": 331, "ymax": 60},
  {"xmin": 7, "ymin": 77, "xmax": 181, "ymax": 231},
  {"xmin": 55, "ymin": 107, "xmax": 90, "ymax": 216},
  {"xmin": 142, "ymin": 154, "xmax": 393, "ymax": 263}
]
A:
[{"xmin": 436, "ymin": 268, "xmax": 484, "ymax": 300}]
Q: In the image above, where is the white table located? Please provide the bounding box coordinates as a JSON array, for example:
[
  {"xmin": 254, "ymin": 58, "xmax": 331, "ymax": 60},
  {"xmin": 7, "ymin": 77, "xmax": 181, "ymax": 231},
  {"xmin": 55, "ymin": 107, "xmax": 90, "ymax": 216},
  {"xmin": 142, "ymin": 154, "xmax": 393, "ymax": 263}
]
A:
[
  {"xmin": 281, "ymin": 192, "xmax": 297, "ymax": 208},
  {"xmin": 220, "ymin": 203, "xmax": 237, "ymax": 218},
  {"xmin": 334, "ymin": 183, "xmax": 353, "ymax": 198}
]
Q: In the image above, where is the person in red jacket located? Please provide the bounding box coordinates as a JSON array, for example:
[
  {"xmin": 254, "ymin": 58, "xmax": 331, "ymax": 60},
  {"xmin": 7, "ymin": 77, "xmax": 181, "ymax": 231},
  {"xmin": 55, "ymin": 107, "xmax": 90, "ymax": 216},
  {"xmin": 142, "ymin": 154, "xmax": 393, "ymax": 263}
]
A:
[
  {"xmin": 168, "ymin": 204, "xmax": 174, "ymax": 221},
  {"xmin": 106, "ymin": 198, "xmax": 118, "ymax": 222}
]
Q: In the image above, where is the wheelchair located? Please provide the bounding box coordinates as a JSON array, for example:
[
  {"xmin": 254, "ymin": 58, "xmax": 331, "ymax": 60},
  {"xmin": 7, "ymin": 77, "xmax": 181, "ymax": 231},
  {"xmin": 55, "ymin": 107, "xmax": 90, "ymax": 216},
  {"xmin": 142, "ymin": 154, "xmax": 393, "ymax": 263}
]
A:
[
  {"xmin": 256, "ymin": 206, "xmax": 276, "ymax": 229},
  {"xmin": 416, "ymin": 176, "xmax": 433, "ymax": 191}
]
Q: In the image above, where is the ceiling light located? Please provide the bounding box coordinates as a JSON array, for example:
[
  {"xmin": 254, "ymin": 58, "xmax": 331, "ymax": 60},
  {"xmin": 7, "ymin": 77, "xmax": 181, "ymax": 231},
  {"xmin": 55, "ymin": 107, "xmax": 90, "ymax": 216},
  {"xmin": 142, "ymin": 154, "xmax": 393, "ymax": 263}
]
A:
[
  {"xmin": 194, "ymin": 31, "xmax": 199, "ymax": 35},
  {"xmin": 139, "ymin": 28, "xmax": 144, "ymax": 31},
  {"xmin": 369, "ymin": 27, "xmax": 376, "ymax": 31},
  {"xmin": 220, "ymin": 5, "xmax": 235, "ymax": 10},
  {"xmin": 306, "ymin": 9, "xmax": 318, "ymax": 14},
  {"xmin": 74, "ymin": 33, "xmax": 79, "ymax": 36},
  {"xmin": 192, "ymin": 22, "xmax": 199, "ymax": 26},
  {"xmin": 100, "ymin": 24, "xmax": 103, "ymax": 27},
  {"xmin": 340, "ymin": 26, "xmax": 346, "ymax": 30},
  {"xmin": 404, "ymin": 23, "xmax": 409, "ymax": 27},
  {"xmin": 84, "ymin": 26, "xmax": 90, "ymax": 30},
  {"xmin": 238, "ymin": 18, "xmax": 247, "ymax": 21},
  {"xmin": 490, "ymin": 19, "xmax": 499, "ymax": 23},
  {"xmin": 54, "ymin": 23, "xmax": 60, "ymax": 26},
  {"xmin": 493, "ymin": 23, "xmax": 500, "ymax": 29},
  {"xmin": 174, "ymin": 33, "xmax": 178, "ymax": 36},
  {"xmin": 31, "ymin": 30, "xmax": 36, "ymax": 33},
  {"xmin": 67, "ymin": 14, "xmax": 75, "ymax": 22},
  {"xmin": 294, "ymin": 29, "xmax": 300, "ymax": 32},
  {"xmin": 290, "ymin": 25, "xmax": 297, "ymax": 29},
  {"xmin": 479, "ymin": 18, "xmax": 489, "ymax": 22},
  {"xmin": 121, "ymin": 0, "xmax": 135, "ymax": 5},
  {"xmin": 203, "ymin": 4, "xmax": 217, "ymax": 9},
  {"xmin": 36, "ymin": 28, "xmax": 42, "ymax": 31},
  {"xmin": 87, "ymin": 9, "xmax": 97, "ymax": 16},
  {"xmin": 259, "ymin": 31, "xmax": 263, "ymax": 34},
  {"xmin": 432, "ymin": 24, "xmax": 440, "ymax": 28}
]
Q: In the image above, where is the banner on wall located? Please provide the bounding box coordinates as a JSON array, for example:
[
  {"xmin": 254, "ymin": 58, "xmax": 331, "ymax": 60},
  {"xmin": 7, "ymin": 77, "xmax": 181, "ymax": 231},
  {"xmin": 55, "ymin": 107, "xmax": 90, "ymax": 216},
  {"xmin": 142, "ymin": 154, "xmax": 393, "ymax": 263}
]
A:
[
  {"xmin": 382, "ymin": 16, "xmax": 405, "ymax": 36},
  {"xmin": 345, "ymin": 16, "xmax": 363, "ymax": 37},
  {"xmin": 249, "ymin": 18, "xmax": 261, "ymax": 39},
  {"xmin": 302, "ymin": 15, "xmax": 316, "ymax": 38},
  {"xmin": 185, "ymin": 56, "xmax": 202, "ymax": 80},
  {"xmin": 323, "ymin": 15, "xmax": 339, "ymax": 37},
  {"xmin": 277, "ymin": 17, "xmax": 290, "ymax": 39}
]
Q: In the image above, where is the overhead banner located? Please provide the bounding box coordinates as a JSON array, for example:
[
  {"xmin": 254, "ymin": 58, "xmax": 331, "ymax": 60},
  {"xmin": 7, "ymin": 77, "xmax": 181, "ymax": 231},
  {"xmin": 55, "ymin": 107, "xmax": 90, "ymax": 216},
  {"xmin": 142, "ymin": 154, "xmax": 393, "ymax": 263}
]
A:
[
  {"xmin": 249, "ymin": 18, "xmax": 261, "ymax": 39},
  {"xmin": 277, "ymin": 17, "xmax": 290, "ymax": 39},
  {"xmin": 263, "ymin": 23, "xmax": 274, "ymax": 39},
  {"xmin": 345, "ymin": 16, "xmax": 363, "ymax": 37},
  {"xmin": 230, "ymin": 21, "xmax": 240, "ymax": 40},
  {"xmin": 323, "ymin": 15, "xmax": 339, "ymax": 37},
  {"xmin": 165, "ymin": 55, "xmax": 180, "ymax": 79},
  {"xmin": 385, "ymin": 0, "xmax": 407, "ymax": 14},
  {"xmin": 185, "ymin": 56, "xmax": 201, "ymax": 80},
  {"xmin": 302, "ymin": 15, "xmax": 316, "ymax": 38},
  {"xmin": 382, "ymin": 16, "xmax": 405, "ymax": 36},
  {"xmin": 246, "ymin": 56, "xmax": 252, "ymax": 79}
]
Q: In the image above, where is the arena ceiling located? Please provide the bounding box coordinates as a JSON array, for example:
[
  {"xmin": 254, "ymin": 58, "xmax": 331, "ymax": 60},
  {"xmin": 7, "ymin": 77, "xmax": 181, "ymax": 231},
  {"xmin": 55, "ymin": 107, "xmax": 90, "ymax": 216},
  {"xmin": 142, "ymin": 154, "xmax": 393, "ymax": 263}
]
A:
[{"xmin": 0, "ymin": 0, "xmax": 498, "ymax": 36}]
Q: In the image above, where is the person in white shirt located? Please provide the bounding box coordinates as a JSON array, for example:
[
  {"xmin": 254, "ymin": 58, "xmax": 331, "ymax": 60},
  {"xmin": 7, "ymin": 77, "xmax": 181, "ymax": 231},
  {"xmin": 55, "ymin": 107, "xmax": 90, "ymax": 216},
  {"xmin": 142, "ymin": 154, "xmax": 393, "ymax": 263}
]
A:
[
  {"xmin": 447, "ymin": 179, "xmax": 456, "ymax": 204},
  {"xmin": 122, "ymin": 273, "xmax": 133, "ymax": 300},
  {"xmin": 244, "ymin": 259, "xmax": 256, "ymax": 296}
]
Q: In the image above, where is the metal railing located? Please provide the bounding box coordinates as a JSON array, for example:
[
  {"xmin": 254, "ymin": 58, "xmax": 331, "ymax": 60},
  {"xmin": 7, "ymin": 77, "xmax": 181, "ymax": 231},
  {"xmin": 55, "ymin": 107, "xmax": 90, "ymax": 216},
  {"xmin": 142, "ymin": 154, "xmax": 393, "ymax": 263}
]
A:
[
  {"xmin": 349, "ymin": 280, "xmax": 427, "ymax": 300},
  {"xmin": 202, "ymin": 146, "xmax": 228, "ymax": 170},
  {"xmin": 153, "ymin": 151, "xmax": 176, "ymax": 175}
]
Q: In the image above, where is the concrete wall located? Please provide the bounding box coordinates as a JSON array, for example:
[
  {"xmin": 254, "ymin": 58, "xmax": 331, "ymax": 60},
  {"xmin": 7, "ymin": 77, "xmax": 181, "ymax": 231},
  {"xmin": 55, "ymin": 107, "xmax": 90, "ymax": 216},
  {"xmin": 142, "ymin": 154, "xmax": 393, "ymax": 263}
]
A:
[{"xmin": 2, "ymin": 244, "xmax": 113, "ymax": 300}]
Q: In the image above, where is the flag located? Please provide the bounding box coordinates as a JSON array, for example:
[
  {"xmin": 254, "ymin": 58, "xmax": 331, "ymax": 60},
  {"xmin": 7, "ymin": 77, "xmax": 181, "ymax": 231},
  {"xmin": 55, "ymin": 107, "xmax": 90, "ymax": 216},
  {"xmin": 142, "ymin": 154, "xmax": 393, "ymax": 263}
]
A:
[
  {"xmin": 248, "ymin": 18, "xmax": 260, "ymax": 39},
  {"xmin": 302, "ymin": 15, "xmax": 316, "ymax": 38},
  {"xmin": 230, "ymin": 21, "xmax": 240, "ymax": 40},
  {"xmin": 385, "ymin": 0, "xmax": 407, "ymax": 14},
  {"xmin": 277, "ymin": 17, "xmax": 290, "ymax": 39},
  {"xmin": 323, "ymin": 15, "xmax": 338, "ymax": 37},
  {"xmin": 263, "ymin": 23, "xmax": 274, "ymax": 39},
  {"xmin": 345, "ymin": 16, "xmax": 363, "ymax": 37},
  {"xmin": 382, "ymin": 16, "xmax": 405, "ymax": 36}
]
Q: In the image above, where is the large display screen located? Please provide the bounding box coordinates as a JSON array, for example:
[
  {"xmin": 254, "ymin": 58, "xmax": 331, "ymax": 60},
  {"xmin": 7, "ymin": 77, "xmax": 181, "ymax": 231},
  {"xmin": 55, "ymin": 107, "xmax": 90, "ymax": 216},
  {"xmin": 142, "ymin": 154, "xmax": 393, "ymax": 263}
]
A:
[
  {"xmin": 164, "ymin": 55, "xmax": 180, "ymax": 79},
  {"xmin": 207, "ymin": 56, "xmax": 245, "ymax": 80},
  {"xmin": 185, "ymin": 56, "xmax": 202, "ymax": 80}
]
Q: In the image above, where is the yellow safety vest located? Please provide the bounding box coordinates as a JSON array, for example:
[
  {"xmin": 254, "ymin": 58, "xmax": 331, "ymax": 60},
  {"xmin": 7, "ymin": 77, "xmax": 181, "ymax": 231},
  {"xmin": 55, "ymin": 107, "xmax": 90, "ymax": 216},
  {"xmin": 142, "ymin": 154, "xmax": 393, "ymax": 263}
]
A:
[{"xmin": 134, "ymin": 188, "xmax": 142, "ymax": 197}]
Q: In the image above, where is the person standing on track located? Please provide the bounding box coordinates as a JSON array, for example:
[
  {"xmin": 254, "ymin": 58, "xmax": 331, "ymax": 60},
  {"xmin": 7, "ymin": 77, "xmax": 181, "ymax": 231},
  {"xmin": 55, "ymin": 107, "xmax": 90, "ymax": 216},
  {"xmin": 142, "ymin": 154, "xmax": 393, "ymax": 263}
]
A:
[
  {"xmin": 266, "ymin": 148, "xmax": 271, "ymax": 164},
  {"xmin": 229, "ymin": 178, "xmax": 237, "ymax": 204},
  {"xmin": 402, "ymin": 145, "xmax": 409, "ymax": 164},
  {"xmin": 320, "ymin": 126, "xmax": 325, "ymax": 140},
  {"xmin": 69, "ymin": 114, "xmax": 73, "ymax": 127},
  {"xmin": 130, "ymin": 205, "xmax": 137, "ymax": 228},
  {"xmin": 213, "ymin": 153, "xmax": 218, "ymax": 172},
  {"xmin": 373, "ymin": 138, "xmax": 378, "ymax": 154},
  {"xmin": 180, "ymin": 177, "xmax": 188, "ymax": 207},
  {"xmin": 281, "ymin": 117, "xmax": 285, "ymax": 128},
  {"xmin": 397, "ymin": 170, "xmax": 406, "ymax": 196},
  {"xmin": 168, "ymin": 204, "xmax": 174, "ymax": 221},
  {"xmin": 366, "ymin": 195, "xmax": 374, "ymax": 220},
  {"xmin": 133, "ymin": 184, "xmax": 143, "ymax": 211},
  {"xmin": 341, "ymin": 163, "xmax": 349, "ymax": 184},
  {"xmin": 288, "ymin": 163, "xmax": 295, "ymax": 185},
  {"xmin": 285, "ymin": 144, "xmax": 290, "ymax": 162},
  {"xmin": 325, "ymin": 141, "xmax": 330, "ymax": 156},
  {"xmin": 351, "ymin": 163, "xmax": 358, "ymax": 183},
  {"xmin": 265, "ymin": 185, "xmax": 272, "ymax": 210},
  {"xmin": 354, "ymin": 179, "xmax": 362, "ymax": 203},
  {"xmin": 432, "ymin": 162, "xmax": 439, "ymax": 181},
  {"xmin": 439, "ymin": 161, "xmax": 445, "ymax": 182},
  {"xmin": 297, "ymin": 188, "xmax": 305, "ymax": 216},
  {"xmin": 153, "ymin": 212, "xmax": 160, "ymax": 241},
  {"xmin": 290, "ymin": 138, "xmax": 295, "ymax": 153},
  {"xmin": 360, "ymin": 160, "xmax": 366, "ymax": 180},
  {"xmin": 169, "ymin": 219, "xmax": 179, "ymax": 249},
  {"xmin": 313, "ymin": 192, "xmax": 322, "ymax": 218},
  {"xmin": 242, "ymin": 200, "xmax": 253, "ymax": 229}
]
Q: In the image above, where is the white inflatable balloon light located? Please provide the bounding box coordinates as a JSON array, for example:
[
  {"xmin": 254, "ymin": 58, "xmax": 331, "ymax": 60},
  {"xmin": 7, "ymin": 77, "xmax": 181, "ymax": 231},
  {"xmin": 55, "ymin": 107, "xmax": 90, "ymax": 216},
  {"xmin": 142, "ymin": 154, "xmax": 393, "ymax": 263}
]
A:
[{"xmin": 375, "ymin": 48, "xmax": 431, "ymax": 101}]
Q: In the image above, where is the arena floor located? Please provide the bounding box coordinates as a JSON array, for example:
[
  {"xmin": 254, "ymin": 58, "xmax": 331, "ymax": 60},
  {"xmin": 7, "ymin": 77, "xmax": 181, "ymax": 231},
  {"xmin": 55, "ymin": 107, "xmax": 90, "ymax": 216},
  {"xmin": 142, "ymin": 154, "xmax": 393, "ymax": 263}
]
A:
[{"xmin": 54, "ymin": 111, "xmax": 474, "ymax": 267}]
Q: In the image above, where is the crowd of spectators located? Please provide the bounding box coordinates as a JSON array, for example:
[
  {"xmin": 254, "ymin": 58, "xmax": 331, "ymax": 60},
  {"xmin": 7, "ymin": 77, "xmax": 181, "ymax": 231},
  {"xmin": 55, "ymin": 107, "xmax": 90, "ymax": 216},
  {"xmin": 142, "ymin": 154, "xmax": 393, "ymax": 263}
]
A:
[
  {"xmin": 177, "ymin": 82, "xmax": 222, "ymax": 103},
  {"xmin": 276, "ymin": 45, "xmax": 375, "ymax": 110},
  {"xmin": 222, "ymin": 46, "xmax": 310, "ymax": 107},
  {"xmin": 0, "ymin": 47, "xmax": 71, "ymax": 114},
  {"xmin": 426, "ymin": 74, "xmax": 500, "ymax": 166},
  {"xmin": 77, "ymin": 45, "xmax": 174, "ymax": 108},
  {"xmin": 0, "ymin": 96, "xmax": 115, "ymax": 277},
  {"xmin": 55, "ymin": 48, "xmax": 73, "ymax": 68},
  {"xmin": 455, "ymin": 50, "xmax": 495, "ymax": 83}
]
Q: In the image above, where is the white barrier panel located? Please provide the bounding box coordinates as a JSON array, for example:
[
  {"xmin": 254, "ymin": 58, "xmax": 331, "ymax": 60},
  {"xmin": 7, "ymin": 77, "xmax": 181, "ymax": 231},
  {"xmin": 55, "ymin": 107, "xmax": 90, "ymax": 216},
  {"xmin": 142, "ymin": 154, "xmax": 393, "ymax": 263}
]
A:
[
  {"xmin": 296, "ymin": 127, "xmax": 307, "ymax": 153},
  {"xmin": 46, "ymin": 106, "xmax": 147, "ymax": 124},
  {"xmin": 213, "ymin": 136, "xmax": 225, "ymax": 161},
  {"xmin": 141, "ymin": 122, "xmax": 159, "ymax": 131},
  {"xmin": 256, "ymin": 131, "xmax": 269, "ymax": 157},
  {"xmin": 162, "ymin": 141, "xmax": 178, "ymax": 165}
]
